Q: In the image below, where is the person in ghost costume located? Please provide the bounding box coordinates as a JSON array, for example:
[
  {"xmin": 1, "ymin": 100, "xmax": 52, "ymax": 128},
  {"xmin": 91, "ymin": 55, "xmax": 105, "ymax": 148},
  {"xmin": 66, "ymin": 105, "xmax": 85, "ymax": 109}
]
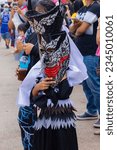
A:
[{"xmin": 17, "ymin": 0, "xmax": 88, "ymax": 150}]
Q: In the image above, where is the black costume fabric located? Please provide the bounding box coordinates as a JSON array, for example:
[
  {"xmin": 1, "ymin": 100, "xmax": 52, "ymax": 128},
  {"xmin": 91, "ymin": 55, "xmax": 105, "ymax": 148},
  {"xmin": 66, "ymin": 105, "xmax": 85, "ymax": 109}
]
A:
[
  {"xmin": 31, "ymin": 78, "xmax": 73, "ymax": 108},
  {"xmin": 33, "ymin": 127, "xmax": 78, "ymax": 150},
  {"xmin": 30, "ymin": 78, "xmax": 78, "ymax": 150},
  {"xmin": 25, "ymin": 5, "xmax": 65, "ymax": 35}
]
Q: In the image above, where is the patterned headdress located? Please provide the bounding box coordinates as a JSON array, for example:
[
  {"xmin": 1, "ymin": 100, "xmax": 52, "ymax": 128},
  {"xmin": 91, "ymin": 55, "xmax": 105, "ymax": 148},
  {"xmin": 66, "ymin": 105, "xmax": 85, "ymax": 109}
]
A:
[
  {"xmin": 26, "ymin": 0, "xmax": 70, "ymax": 86},
  {"xmin": 26, "ymin": 0, "xmax": 65, "ymax": 35}
]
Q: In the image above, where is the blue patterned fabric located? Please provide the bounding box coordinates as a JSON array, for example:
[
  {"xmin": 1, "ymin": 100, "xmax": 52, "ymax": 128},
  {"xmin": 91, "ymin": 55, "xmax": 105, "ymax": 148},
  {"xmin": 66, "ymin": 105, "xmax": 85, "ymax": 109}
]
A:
[{"xmin": 18, "ymin": 105, "xmax": 36, "ymax": 150}]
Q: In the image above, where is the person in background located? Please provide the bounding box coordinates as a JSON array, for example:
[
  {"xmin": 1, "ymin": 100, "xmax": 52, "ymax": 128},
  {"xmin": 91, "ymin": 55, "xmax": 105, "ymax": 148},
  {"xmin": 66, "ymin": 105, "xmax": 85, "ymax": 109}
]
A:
[
  {"xmin": 95, "ymin": 17, "xmax": 100, "ymax": 76},
  {"xmin": 16, "ymin": 22, "xmax": 40, "ymax": 150},
  {"xmin": 72, "ymin": 0, "xmax": 84, "ymax": 18},
  {"xmin": 94, "ymin": 17, "xmax": 100, "ymax": 135},
  {"xmin": 8, "ymin": 0, "xmax": 27, "ymax": 40},
  {"xmin": 64, "ymin": 0, "xmax": 83, "ymax": 28},
  {"xmin": 16, "ymin": 22, "xmax": 40, "ymax": 74},
  {"xmin": 69, "ymin": 0, "xmax": 100, "ymax": 128},
  {"xmin": 10, "ymin": 28, "xmax": 15, "ymax": 47},
  {"xmin": 8, "ymin": 0, "xmax": 27, "ymax": 60},
  {"xmin": 96, "ymin": 17, "xmax": 100, "ymax": 56},
  {"xmin": 17, "ymin": 23, "xmax": 26, "ymax": 42},
  {"xmin": 68, "ymin": 0, "xmax": 83, "ymax": 40},
  {"xmin": 0, "ymin": 4, "xmax": 10, "ymax": 49}
]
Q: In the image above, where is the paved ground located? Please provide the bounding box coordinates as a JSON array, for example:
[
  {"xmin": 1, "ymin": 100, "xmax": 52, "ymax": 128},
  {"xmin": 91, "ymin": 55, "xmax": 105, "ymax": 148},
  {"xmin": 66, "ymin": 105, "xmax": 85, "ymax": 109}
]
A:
[{"xmin": 0, "ymin": 40, "xmax": 100, "ymax": 150}]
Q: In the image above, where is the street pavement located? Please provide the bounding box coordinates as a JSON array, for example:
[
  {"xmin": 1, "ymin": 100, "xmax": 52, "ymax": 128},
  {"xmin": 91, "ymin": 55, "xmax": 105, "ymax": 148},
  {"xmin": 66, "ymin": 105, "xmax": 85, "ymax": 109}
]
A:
[{"xmin": 0, "ymin": 40, "xmax": 100, "ymax": 150}]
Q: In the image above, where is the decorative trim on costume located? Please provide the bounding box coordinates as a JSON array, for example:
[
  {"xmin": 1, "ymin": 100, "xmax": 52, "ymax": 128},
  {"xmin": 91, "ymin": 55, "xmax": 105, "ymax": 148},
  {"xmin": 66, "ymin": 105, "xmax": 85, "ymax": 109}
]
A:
[
  {"xmin": 31, "ymin": 10, "xmax": 59, "ymax": 34},
  {"xmin": 41, "ymin": 36, "xmax": 61, "ymax": 50},
  {"xmin": 56, "ymin": 99, "xmax": 73, "ymax": 107},
  {"xmin": 33, "ymin": 99, "xmax": 77, "ymax": 130},
  {"xmin": 34, "ymin": 117, "xmax": 77, "ymax": 130}
]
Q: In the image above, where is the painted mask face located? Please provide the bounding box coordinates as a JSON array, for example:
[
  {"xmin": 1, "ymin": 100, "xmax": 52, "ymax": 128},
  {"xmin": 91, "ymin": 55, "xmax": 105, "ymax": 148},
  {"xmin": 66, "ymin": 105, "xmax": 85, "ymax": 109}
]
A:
[
  {"xmin": 43, "ymin": 32, "xmax": 70, "ymax": 86},
  {"xmin": 26, "ymin": 0, "xmax": 70, "ymax": 85}
]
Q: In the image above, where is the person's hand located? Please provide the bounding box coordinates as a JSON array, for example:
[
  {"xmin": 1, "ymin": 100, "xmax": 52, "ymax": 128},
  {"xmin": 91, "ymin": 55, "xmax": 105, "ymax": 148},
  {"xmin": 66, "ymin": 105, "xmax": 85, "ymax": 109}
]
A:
[
  {"xmin": 23, "ymin": 43, "xmax": 34, "ymax": 55},
  {"xmin": 35, "ymin": 78, "xmax": 56, "ymax": 91},
  {"xmin": 32, "ymin": 78, "xmax": 56, "ymax": 96},
  {"xmin": 16, "ymin": 7, "xmax": 23, "ymax": 15},
  {"xmin": 72, "ymin": 18, "xmax": 79, "ymax": 24},
  {"xmin": 16, "ymin": 40, "xmax": 24, "ymax": 52},
  {"xmin": 16, "ymin": 67, "xmax": 20, "ymax": 76},
  {"xmin": 10, "ymin": 8, "xmax": 15, "ymax": 18},
  {"xmin": 14, "ymin": 6, "xmax": 27, "ymax": 21},
  {"xmin": 72, "ymin": 18, "xmax": 82, "ymax": 26}
]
